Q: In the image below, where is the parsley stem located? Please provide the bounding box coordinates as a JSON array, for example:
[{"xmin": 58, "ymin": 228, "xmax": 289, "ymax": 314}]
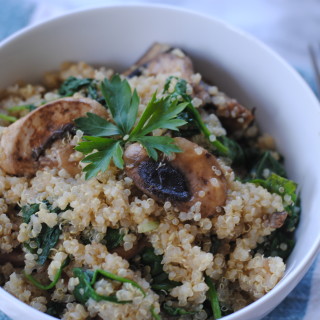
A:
[
  {"xmin": 0, "ymin": 113, "xmax": 17, "ymax": 123},
  {"xmin": 186, "ymin": 104, "xmax": 228, "ymax": 155},
  {"xmin": 205, "ymin": 276, "xmax": 222, "ymax": 319},
  {"xmin": 24, "ymin": 256, "xmax": 70, "ymax": 290}
]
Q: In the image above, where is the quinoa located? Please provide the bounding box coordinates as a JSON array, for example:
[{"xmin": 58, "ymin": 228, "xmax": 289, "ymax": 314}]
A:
[{"xmin": 0, "ymin": 51, "xmax": 298, "ymax": 319}]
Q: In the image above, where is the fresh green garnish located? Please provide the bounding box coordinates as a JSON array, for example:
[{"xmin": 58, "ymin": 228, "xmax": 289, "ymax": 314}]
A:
[
  {"xmin": 75, "ymin": 75, "xmax": 188, "ymax": 179},
  {"xmin": 162, "ymin": 303, "xmax": 195, "ymax": 316},
  {"xmin": 163, "ymin": 76, "xmax": 229, "ymax": 156},
  {"xmin": 0, "ymin": 113, "xmax": 17, "ymax": 122},
  {"xmin": 73, "ymin": 268, "xmax": 146, "ymax": 304},
  {"xmin": 205, "ymin": 276, "xmax": 222, "ymax": 319},
  {"xmin": 150, "ymin": 306, "xmax": 162, "ymax": 320},
  {"xmin": 24, "ymin": 256, "xmax": 70, "ymax": 290}
]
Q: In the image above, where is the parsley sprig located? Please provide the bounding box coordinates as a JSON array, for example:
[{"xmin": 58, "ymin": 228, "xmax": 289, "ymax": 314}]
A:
[{"xmin": 75, "ymin": 75, "xmax": 188, "ymax": 179}]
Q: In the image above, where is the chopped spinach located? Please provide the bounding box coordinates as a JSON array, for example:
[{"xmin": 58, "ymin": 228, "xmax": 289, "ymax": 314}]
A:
[
  {"xmin": 250, "ymin": 151, "xmax": 287, "ymax": 179},
  {"xmin": 22, "ymin": 203, "xmax": 40, "ymax": 223},
  {"xmin": 73, "ymin": 268, "xmax": 145, "ymax": 305},
  {"xmin": 103, "ymin": 228, "xmax": 125, "ymax": 250},
  {"xmin": 58, "ymin": 77, "xmax": 93, "ymax": 96},
  {"xmin": 205, "ymin": 276, "xmax": 222, "ymax": 319},
  {"xmin": 163, "ymin": 303, "xmax": 195, "ymax": 316},
  {"xmin": 46, "ymin": 301, "xmax": 66, "ymax": 318},
  {"xmin": 36, "ymin": 225, "xmax": 62, "ymax": 265},
  {"xmin": 141, "ymin": 247, "xmax": 181, "ymax": 292},
  {"xmin": 24, "ymin": 256, "xmax": 70, "ymax": 290},
  {"xmin": 163, "ymin": 76, "xmax": 229, "ymax": 155},
  {"xmin": 58, "ymin": 76, "xmax": 105, "ymax": 105},
  {"xmin": 217, "ymin": 135, "xmax": 245, "ymax": 164},
  {"xmin": 251, "ymin": 174, "xmax": 300, "ymax": 260},
  {"xmin": 254, "ymin": 229, "xmax": 295, "ymax": 260},
  {"xmin": 21, "ymin": 201, "xmax": 68, "ymax": 264}
]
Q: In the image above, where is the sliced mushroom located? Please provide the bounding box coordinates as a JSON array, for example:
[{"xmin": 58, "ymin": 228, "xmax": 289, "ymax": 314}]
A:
[
  {"xmin": 0, "ymin": 97, "xmax": 108, "ymax": 177},
  {"xmin": 124, "ymin": 43, "xmax": 254, "ymax": 134},
  {"xmin": 0, "ymin": 250, "xmax": 24, "ymax": 267},
  {"xmin": 268, "ymin": 211, "xmax": 288, "ymax": 229},
  {"xmin": 124, "ymin": 137, "xmax": 227, "ymax": 217},
  {"xmin": 123, "ymin": 43, "xmax": 194, "ymax": 80},
  {"xmin": 112, "ymin": 238, "xmax": 146, "ymax": 261}
]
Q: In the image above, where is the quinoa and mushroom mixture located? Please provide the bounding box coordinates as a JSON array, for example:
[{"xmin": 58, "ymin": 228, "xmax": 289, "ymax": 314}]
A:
[{"xmin": 0, "ymin": 44, "xmax": 300, "ymax": 319}]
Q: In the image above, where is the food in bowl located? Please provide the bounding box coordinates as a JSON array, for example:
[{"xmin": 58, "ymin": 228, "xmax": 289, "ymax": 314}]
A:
[{"xmin": 0, "ymin": 43, "xmax": 300, "ymax": 319}]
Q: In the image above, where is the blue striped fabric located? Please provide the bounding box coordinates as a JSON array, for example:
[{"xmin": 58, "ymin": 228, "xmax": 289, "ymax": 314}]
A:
[{"xmin": 0, "ymin": 1, "xmax": 319, "ymax": 320}]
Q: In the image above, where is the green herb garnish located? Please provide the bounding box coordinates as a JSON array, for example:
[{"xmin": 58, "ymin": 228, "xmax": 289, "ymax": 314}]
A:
[
  {"xmin": 73, "ymin": 268, "xmax": 146, "ymax": 304},
  {"xmin": 75, "ymin": 75, "xmax": 188, "ymax": 179},
  {"xmin": 205, "ymin": 276, "xmax": 222, "ymax": 319},
  {"xmin": 46, "ymin": 301, "xmax": 66, "ymax": 318},
  {"xmin": 25, "ymin": 256, "xmax": 70, "ymax": 290}
]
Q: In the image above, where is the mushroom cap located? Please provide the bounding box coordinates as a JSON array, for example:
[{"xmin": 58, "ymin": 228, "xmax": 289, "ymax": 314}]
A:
[
  {"xmin": 0, "ymin": 97, "xmax": 108, "ymax": 177},
  {"xmin": 124, "ymin": 137, "xmax": 227, "ymax": 217}
]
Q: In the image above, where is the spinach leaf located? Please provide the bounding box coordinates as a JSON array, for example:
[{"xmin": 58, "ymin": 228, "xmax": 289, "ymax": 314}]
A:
[
  {"xmin": 46, "ymin": 301, "xmax": 66, "ymax": 318},
  {"xmin": 217, "ymin": 135, "xmax": 245, "ymax": 164},
  {"xmin": 73, "ymin": 268, "xmax": 145, "ymax": 305},
  {"xmin": 250, "ymin": 151, "xmax": 287, "ymax": 179},
  {"xmin": 22, "ymin": 203, "xmax": 40, "ymax": 223},
  {"xmin": 251, "ymin": 173, "xmax": 297, "ymax": 212},
  {"xmin": 24, "ymin": 256, "xmax": 70, "ymax": 290},
  {"xmin": 37, "ymin": 225, "xmax": 62, "ymax": 265},
  {"xmin": 205, "ymin": 276, "xmax": 222, "ymax": 319},
  {"xmin": 59, "ymin": 77, "xmax": 93, "ymax": 96},
  {"xmin": 163, "ymin": 303, "xmax": 195, "ymax": 316},
  {"xmin": 254, "ymin": 229, "xmax": 295, "ymax": 260},
  {"xmin": 141, "ymin": 247, "xmax": 181, "ymax": 292},
  {"xmin": 22, "ymin": 201, "xmax": 67, "ymax": 264},
  {"xmin": 103, "ymin": 228, "xmax": 125, "ymax": 250}
]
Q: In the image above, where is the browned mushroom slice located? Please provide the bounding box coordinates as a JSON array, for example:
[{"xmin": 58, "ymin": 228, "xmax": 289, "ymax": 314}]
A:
[
  {"xmin": 0, "ymin": 250, "xmax": 24, "ymax": 267},
  {"xmin": 123, "ymin": 43, "xmax": 194, "ymax": 80},
  {"xmin": 112, "ymin": 238, "xmax": 146, "ymax": 260},
  {"xmin": 124, "ymin": 43, "xmax": 254, "ymax": 133},
  {"xmin": 0, "ymin": 97, "xmax": 108, "ymax": 177},
  {"xmin": 124, "ymin": 137, "xmax": 227, "ymax": 217},
  {"xmin": 268, "ymin": 211, "xmax": 288, "ymax": 229}
]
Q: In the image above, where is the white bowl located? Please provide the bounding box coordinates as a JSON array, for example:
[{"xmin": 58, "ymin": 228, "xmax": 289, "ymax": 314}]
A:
[{"xmin": 0, "ymin": 4, "xmax": 320, "ymax": 320}]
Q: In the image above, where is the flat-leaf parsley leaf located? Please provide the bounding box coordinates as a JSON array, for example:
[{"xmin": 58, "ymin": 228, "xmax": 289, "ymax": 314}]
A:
[{"xmin": 75, "ymin": 75, "xmax": 188, "ymax": 179}]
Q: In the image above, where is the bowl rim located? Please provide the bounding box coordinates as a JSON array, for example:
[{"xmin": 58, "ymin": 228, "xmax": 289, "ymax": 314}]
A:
[{"xmin": 0, "ymin": 3, "xmax": 320, "ymax": 320}]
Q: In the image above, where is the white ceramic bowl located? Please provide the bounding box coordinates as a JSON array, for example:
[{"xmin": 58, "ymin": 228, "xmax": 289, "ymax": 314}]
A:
[{"xmin": 0, "ymin": 4, "xmax": 320, "ymax": 320}]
